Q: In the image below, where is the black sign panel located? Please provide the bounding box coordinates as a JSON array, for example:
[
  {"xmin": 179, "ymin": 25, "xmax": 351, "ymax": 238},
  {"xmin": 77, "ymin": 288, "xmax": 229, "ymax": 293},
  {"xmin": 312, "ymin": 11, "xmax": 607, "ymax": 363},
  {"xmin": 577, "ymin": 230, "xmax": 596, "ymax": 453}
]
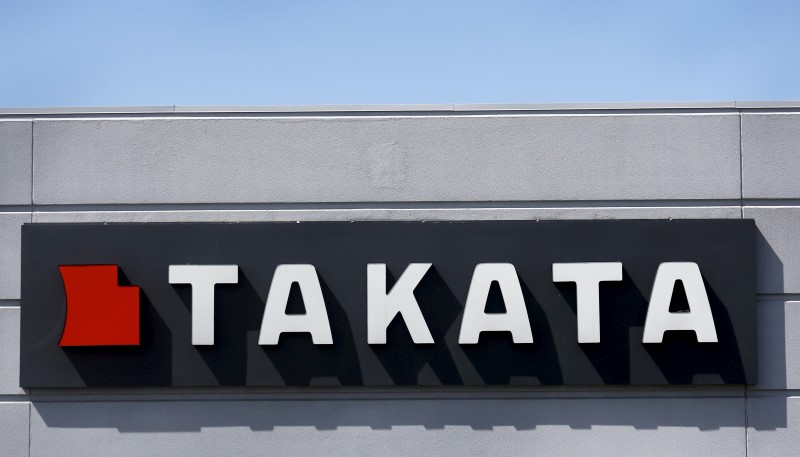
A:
[{"xmin": 20, "ymin": 220, "xmax": 756, "ymax": 387}]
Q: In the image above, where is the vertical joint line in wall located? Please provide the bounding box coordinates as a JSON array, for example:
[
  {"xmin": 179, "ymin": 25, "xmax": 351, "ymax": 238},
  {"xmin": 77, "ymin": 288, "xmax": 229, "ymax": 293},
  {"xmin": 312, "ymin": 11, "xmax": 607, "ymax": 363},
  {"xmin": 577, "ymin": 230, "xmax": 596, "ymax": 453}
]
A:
[
  {"xmin": 27, "ymin": 401, "xmax": 31, "ymax": 457},
  {"xmin": 739, "ymin": 111, "xmax": 744, "ymax": 219},
  {"xmin": 29, "ymin": 118, "xmax": 34, "ymax": 222},
  {"xmin": 29, "ymin": 119, "xmax": 34, "ymax": 222},
  {"xmin": 744, "ymin": 387, "xmax": 749, "ymax": 457}
]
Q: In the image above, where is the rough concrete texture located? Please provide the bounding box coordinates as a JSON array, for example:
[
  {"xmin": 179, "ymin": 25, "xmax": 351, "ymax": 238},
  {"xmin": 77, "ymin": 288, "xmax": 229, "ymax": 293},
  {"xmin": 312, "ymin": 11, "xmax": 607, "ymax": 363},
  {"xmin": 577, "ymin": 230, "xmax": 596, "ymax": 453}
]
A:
[
  {"xmin": 30, "ymin": 398, "xmax": 745, "ymax": 457},
  {"xmin": 0, "ymin": 120, "xmax": 32, "ymax": 206},
  {"xmin": 0, "ymin": 402, "xmax": 30, "ymax": 456},
  {"xmin": 0, "ymin": 213, "xmax": 28, "ymax": 299},
  {"xmin": 742, "ymin": 113, "xmax": 800, "ymax": 199},
  {"xmin": 753, "ymin": 300, "xmax": 800, "ymax": 390},
  {"xmin": 0, "ymin": 308, "xmax": 22, "ymax": 394},
  {"xmin": 32, "ymin": 115, "xmax": 741, "ymax": 204},
  {"xmin": 744, "ymin": 207, "xmax": 800, "ymax": 294},
  {"xmin": 747, "ymin": 395, "xmax": 800, "ymax": 456}
]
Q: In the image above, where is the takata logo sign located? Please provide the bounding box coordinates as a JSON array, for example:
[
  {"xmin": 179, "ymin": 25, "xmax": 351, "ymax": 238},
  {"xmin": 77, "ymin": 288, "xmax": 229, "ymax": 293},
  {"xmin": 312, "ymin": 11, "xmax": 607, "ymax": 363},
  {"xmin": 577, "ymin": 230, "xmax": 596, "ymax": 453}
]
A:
[
  {"xmin": 21, "ymin": 221, "xmax": 756, "ymax": 388},
  {"xmin": 58, "ymin": 262, "xmax": 718, "ymax": 348}
]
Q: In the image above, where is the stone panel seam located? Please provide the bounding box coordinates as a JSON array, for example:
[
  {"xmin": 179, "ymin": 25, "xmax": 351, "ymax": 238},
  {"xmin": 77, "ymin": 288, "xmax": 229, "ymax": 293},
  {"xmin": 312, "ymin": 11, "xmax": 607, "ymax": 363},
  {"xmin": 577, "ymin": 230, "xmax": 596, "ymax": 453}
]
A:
[
  {"xmin": 739, "ymin": 111, "xmax": 744, "ymax": 219},
  {"xmin": 758, "ymin": 294, "xmax": 800, "ymax": 302},
  {"xmin": 0, "ymin": 395, "xmax": 30, "ymax": 401},
  {"xmin": 744, "ymin": 200, "xmax": 800, "ymax": 207},
  {"xmin": 24, "ymin": 390, "xmax": 748, "ymax": 401},
  {"xmin": 29, "ymin": 119, "xmax": 33, "ymax": 211},
  {"xmin": 741, "ymin": 100, "xmax": 748, "ymax": 457},
  {"xmin": 742, "ymin": 390, "xmax": 800, "ymax": 397},
  {"xmin": 11, "ymin": 202, "xmax": 800, "ymax": 213},
  {"xmin": 24, "ymin": 201, "xmax": 749, "ymax": 212},
  {"xmin": 30, "ymin": 118, "xmax": 35, "ymax": 219},
  {"xmin": 0, "ymin": 206, "xmax": 34, "ymax": 213},
  {"xmin": 740, "ymin": 112, "xmax": 748, "ymax": 457},
  {"xmin": 744, "ymin": 388, "xmax": 749, "ymax": 457},
  {"xmin": 27, "ymin": 401, "xmax": 31, "ymax": 457}
]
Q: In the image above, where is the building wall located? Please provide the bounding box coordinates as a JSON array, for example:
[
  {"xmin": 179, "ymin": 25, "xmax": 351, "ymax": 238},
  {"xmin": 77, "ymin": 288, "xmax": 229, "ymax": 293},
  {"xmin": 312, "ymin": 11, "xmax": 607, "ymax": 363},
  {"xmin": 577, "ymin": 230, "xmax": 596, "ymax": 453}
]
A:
[{"xmin": 0, "ymin": 103, "xmax": 798, "ymax": 456}]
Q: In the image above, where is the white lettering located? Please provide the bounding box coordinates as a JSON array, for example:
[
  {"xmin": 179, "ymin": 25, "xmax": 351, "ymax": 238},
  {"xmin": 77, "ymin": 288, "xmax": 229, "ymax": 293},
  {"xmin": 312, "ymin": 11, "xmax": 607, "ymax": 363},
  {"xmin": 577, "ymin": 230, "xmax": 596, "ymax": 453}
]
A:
[
  {"xmin": 642, "ymin": 262, "xmax": 718, "ymax": 343},
  {"xmin": 367, "ymin": 263, "xmax": 434, "ymax": 344},
  {"xmin": 458, "ymin": 263, "xmax": 533, "ymax": 344},
  {"xmin": 258, "ymin": 264, "xmax": 333, "ymax": 345},
  {"xmin": 553, "ymin": 262, "xmax": 622, "ymax": 343},
  {"xmin": 168, "ymin": 265, "xmax": 239, "ymax": 346}
]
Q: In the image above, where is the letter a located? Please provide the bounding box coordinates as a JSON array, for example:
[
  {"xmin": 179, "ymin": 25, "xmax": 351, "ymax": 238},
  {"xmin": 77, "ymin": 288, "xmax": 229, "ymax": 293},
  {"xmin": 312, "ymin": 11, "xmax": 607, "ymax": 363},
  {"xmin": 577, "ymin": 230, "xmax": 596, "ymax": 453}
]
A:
[
  {"xmin": 458, "ymin": 263, "xmax": 533, "ymax": 344},
  {"xmin": 259, "ymin": 264, "xmax": 333, "ymax": 345},
  {"xmin": 642, "ymin": 262, "xmax": 718, "ymax": 343}
]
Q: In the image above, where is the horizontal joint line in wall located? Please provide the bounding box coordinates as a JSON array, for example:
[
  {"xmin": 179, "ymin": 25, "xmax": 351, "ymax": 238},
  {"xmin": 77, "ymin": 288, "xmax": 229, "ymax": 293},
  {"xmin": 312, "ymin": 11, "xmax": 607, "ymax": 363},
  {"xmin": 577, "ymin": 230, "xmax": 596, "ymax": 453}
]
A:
[
  {"xmin": 758, "ymin": 294, "xmax": 800, "ymax": 302},
  {"xmin": 0, "ymin": 205, "xmax": 32, "ymax": 213},
  {"xmin": 23, "ymin": 391, "xmax": 748, "ymax": 402},
  {"xmin": 11, "ymin": 200, "xmax": 753, "ymax": 213}
]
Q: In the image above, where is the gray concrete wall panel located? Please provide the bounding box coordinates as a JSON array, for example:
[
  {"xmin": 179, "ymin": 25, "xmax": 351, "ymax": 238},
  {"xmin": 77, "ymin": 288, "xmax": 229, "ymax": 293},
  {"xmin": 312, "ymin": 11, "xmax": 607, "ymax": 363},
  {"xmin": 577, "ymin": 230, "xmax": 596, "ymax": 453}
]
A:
[
  {"xmin": 0, "ymin": 120, "xmax": 32, "ymax": 205},
  {"xmin": 742, "ymin": 114, "xmax": 800, "ymax": 199},
  {"xmin": 30, "ymin": 397, "xmax": 744, "ymax": 457},
  {"xmin": 0, "ymin": 307, "xmax": 23, "ymax": 395},
  {"xmin": 753, "ymin": 300, "xmax": 800, "ymax": 390},
  {"xmin": 744, "ymin": 207, "xmax": 800, "ymax": 294},
  {"xmin": 747, "ymin": 394, "xmax": 800, "ymax": 456},
  {"xmin": 32, "ymin": 114, "xmax": 741, "ymax": 205},
  {"xmin": 0, "ymin": 213, "xmax": 28, "ymax": 299},
  {"xmin": 0, "ymin": 402, "xmax": 30, "ymax": 456}
]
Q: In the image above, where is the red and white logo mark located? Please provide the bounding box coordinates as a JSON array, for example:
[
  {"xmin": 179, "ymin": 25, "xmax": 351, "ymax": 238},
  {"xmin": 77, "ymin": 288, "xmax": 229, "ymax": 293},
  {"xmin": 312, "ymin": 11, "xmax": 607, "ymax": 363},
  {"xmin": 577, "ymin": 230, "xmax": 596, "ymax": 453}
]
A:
[{"xmin": 58, "ymin": 265, "xmax": 140, "ymax": 346}]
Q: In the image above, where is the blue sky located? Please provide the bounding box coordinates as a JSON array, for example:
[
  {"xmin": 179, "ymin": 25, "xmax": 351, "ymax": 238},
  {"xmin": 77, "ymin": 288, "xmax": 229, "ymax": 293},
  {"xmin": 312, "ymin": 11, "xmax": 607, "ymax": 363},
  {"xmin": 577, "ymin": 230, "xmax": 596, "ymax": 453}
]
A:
[{"xmin": 1, "ymin": 0, "xmax": 798, "ymax": 107}]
